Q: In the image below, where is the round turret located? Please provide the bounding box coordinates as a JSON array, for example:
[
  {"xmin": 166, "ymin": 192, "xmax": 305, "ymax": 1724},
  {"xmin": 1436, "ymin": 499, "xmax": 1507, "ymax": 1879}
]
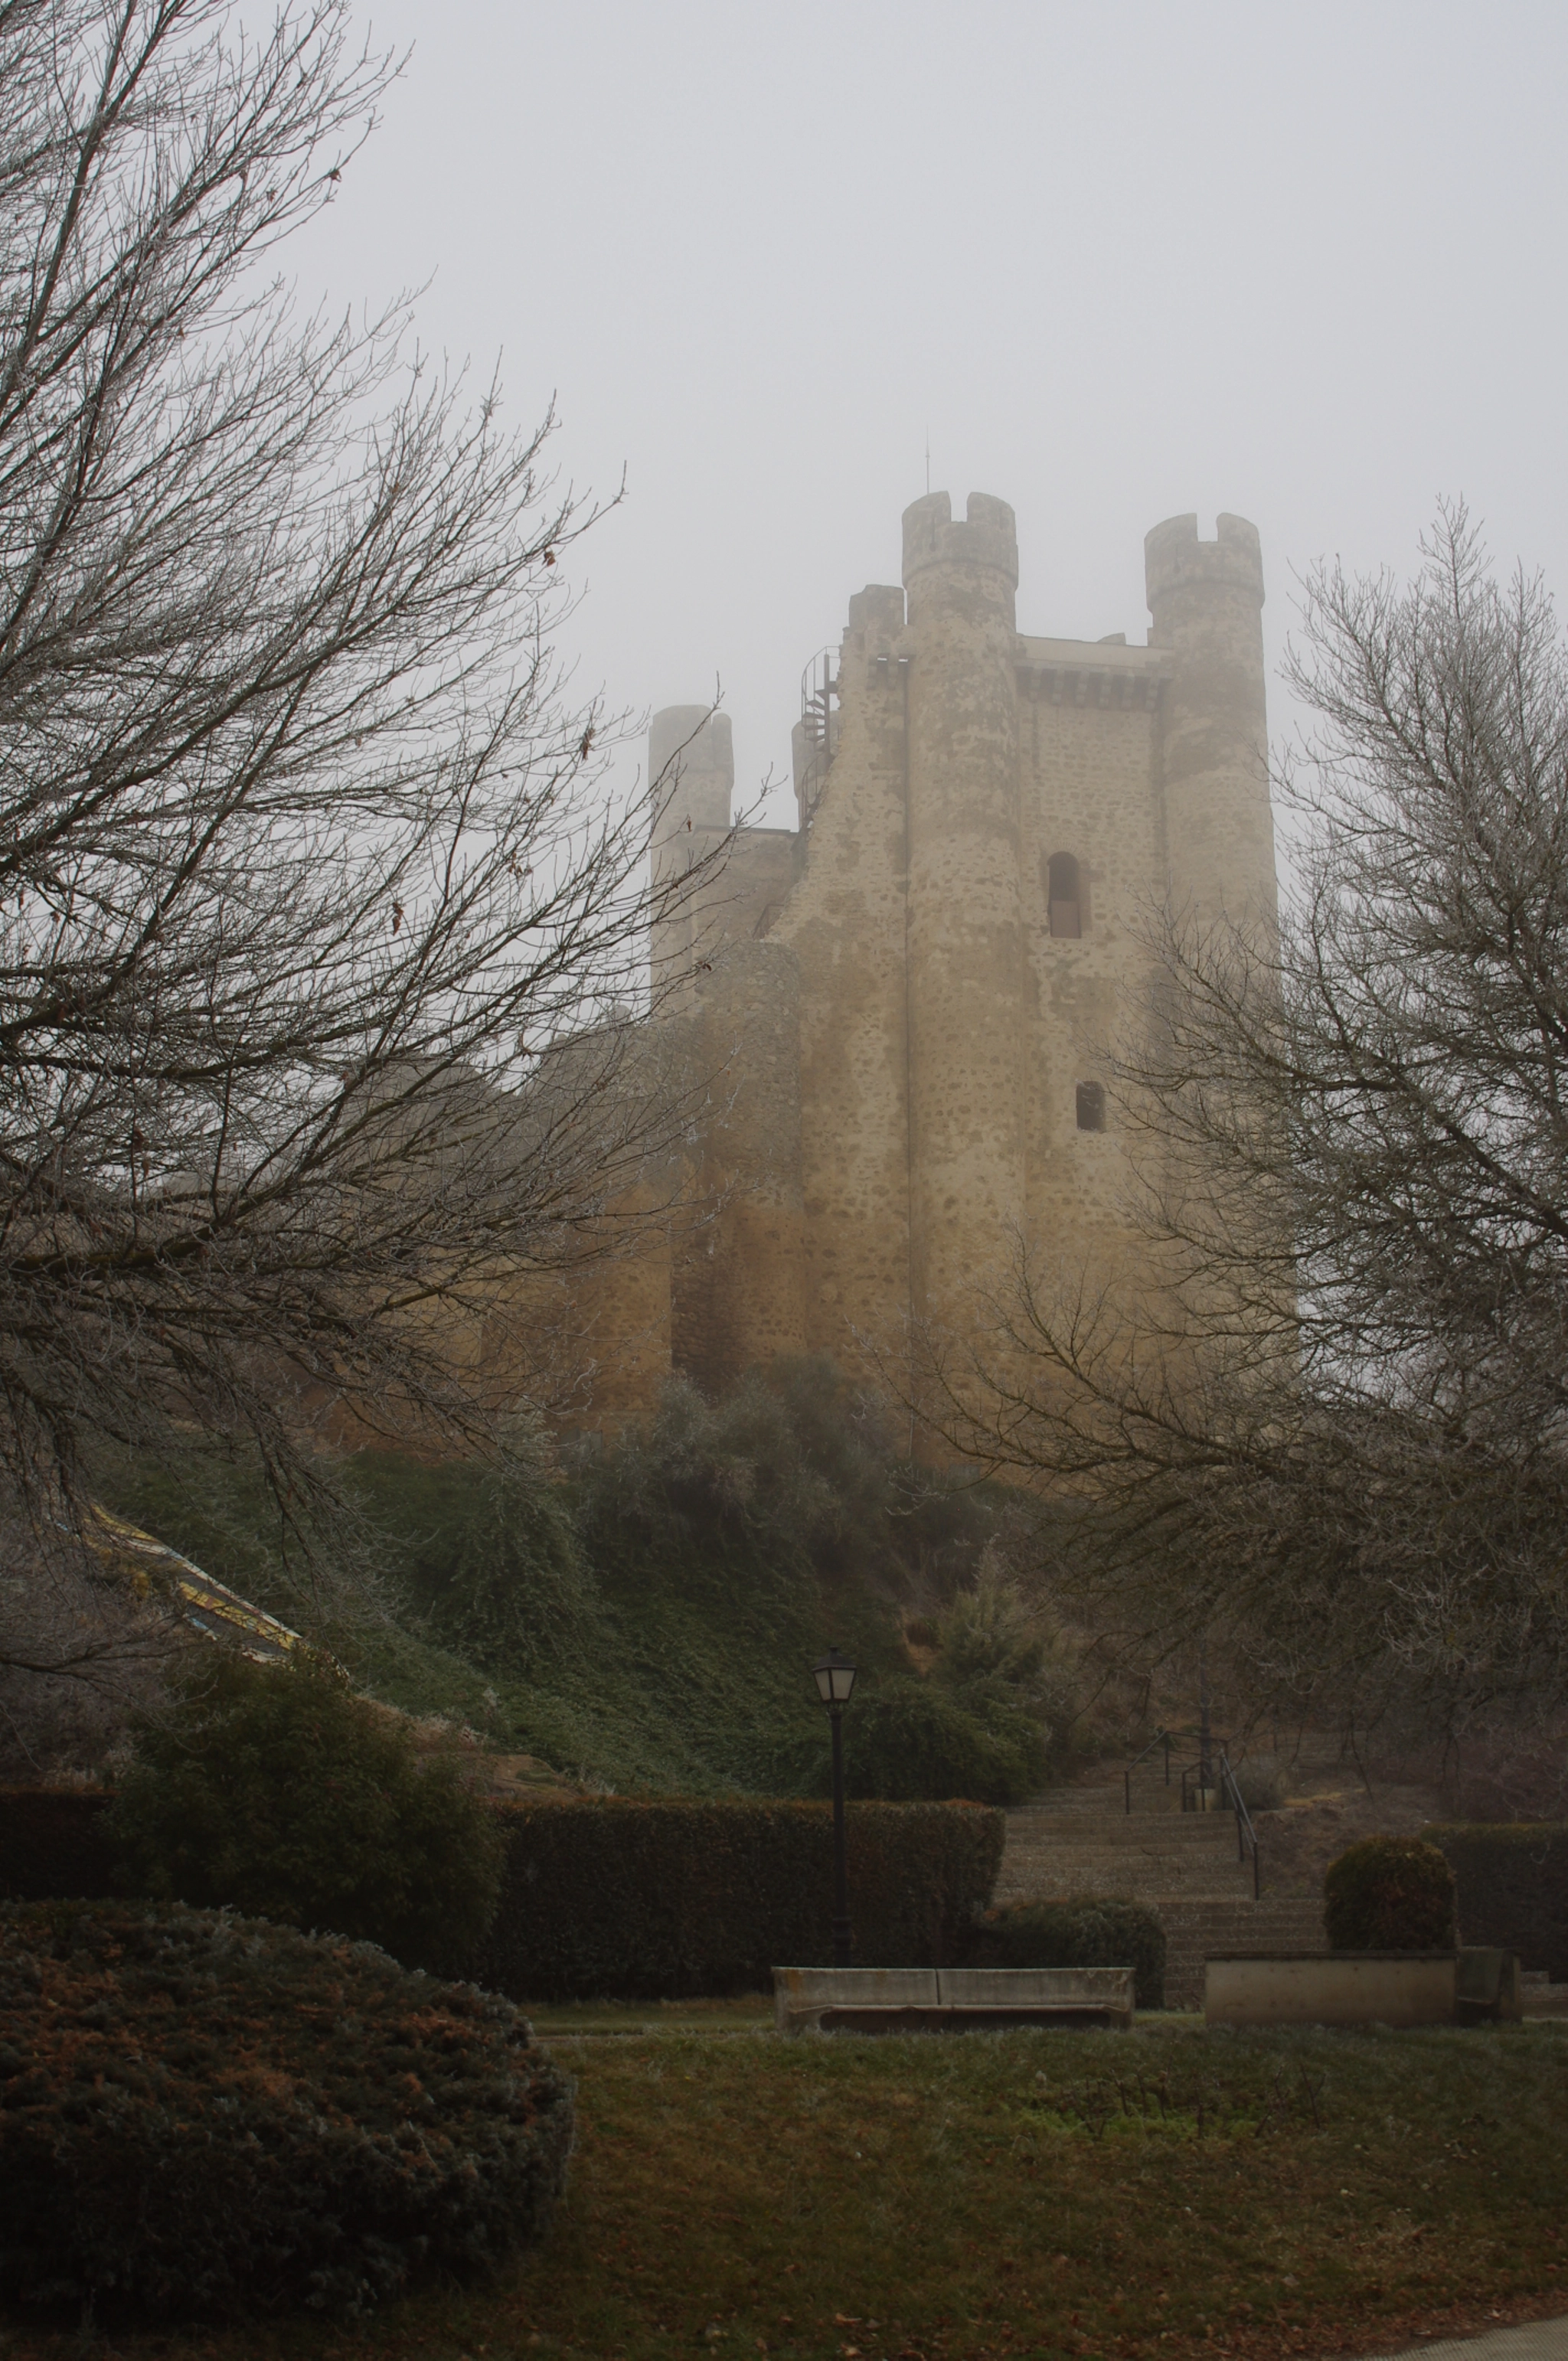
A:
[
  {"xmin": 902, "ymin": 491, "xmax": 1019, "ymax": 625},
  {"xmin": 1145, "ymin": 512, "xmax": 1264, "ymax": 620},
  {"xmin": 649, "ymin": 707, "xmax": 733, "ymax": 836},
  {"xmin": 900, "ymin": 491, "xmax": 1026, "ymax": 1350},
  {"xmin": 1143, "ymin": 514, "xmax": 1275, "ymax": 931}
]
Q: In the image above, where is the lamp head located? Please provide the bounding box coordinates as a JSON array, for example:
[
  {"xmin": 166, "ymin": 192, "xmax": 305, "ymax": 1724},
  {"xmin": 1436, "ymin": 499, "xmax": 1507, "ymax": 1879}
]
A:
[{"xmin": 811, "ymin": 1647, "xmax": 858, "ymax": 1707}]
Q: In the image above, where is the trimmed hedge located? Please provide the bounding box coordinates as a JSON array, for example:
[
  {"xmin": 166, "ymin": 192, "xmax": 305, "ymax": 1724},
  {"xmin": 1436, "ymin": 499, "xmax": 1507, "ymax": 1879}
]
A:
[
  {"xmin": 0, "ymin": 1900, "xmax": 573, "ymax": 2321},
  {"xmin": 969, "ymin": 1896, "xmax": 1167, "ymax": 2010},
  {"xmin": 1, "ymin": 1788, "xmax": 1007, "ymax": 2000},
  {"xmin": 473, "ymin": 1798, "xmax": 1006, "ymax": 2000},
  {"xmin": 1323, "ymin": 1835, "xmax": 1458, "ymax": 1951},
  {"xmin": 0, "ymin": 1787, "xmax": 115, "ymax": 1901},
  {"xmin": 1426, "ymin": 1823, "xmax": 1568, "ymax": 1980}
]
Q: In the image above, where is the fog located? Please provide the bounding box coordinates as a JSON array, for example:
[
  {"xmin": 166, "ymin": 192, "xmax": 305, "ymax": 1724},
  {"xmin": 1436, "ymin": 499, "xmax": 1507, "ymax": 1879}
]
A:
[{"xmin": 295, "ymin": 0, "xmax": 1568, "ymax": 820}]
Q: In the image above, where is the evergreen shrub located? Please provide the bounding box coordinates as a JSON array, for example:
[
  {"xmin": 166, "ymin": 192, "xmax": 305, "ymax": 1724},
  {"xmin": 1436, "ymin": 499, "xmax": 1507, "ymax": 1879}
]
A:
[
  {"xmin": 0, "ymin": 1787, "xmax": 115, "ymax": 1899},
  {"xmin": 0, "ymin": 1901, "xmax": 572, "ymax": 2320},
  {"xmin": 970, "ymin": 1896, "xmax": 1167, "ymax": 2009},
  {"xmin": 784, "ymin": 1678, "xmax": 1045, "ymax": 1806},
  {"xmin": 1323, "ymin": 1835, "xmax": 1458, "ymax": 1951},
  {"xmin": 108, "ymin": 1657, "xmax": 503, "ymax": 1974},
  {"xmin": 474, "ymin": 1797, "xmax": 1005, "ymax": 1999},
  {"xmin": 1426, "ymin": 1823, "xmax": 1568, "ymax": 1980}
]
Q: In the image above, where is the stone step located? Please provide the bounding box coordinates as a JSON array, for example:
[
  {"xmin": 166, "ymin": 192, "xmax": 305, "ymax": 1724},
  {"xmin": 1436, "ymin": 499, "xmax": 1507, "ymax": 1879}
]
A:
[
  {"xmin": 1003, "ymin": 1817, "xmax": 1245, "ymax": 1847},
  {"xmin": 995, "ymin": 1862, "xmax": 1257, "ymax": 1899}
]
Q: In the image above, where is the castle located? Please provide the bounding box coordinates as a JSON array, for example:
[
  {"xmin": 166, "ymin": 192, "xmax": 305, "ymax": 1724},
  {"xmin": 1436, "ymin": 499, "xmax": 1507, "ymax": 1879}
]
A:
[{"xmin": 575, "ymin": 490, "xmax": 1276, "ymax": 1427}]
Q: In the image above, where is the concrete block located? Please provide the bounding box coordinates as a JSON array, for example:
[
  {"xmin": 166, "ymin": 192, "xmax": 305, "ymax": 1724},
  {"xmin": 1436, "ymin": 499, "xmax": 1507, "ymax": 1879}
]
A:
[
  {"xmin": 936, "ymin": 1967, "xmax": 1132, "ymax": 2013},
  {"xmin": 773, "ymin": 1964, "xmax": 1133, "ymax": 2034},
  {"xmin": 773, "ymin": 1967, "xmax": 937, "ymax": 2032},
  {"xmin": 1204, "ymin": 1951, "xmax": 1459, "ymax": 2028}
]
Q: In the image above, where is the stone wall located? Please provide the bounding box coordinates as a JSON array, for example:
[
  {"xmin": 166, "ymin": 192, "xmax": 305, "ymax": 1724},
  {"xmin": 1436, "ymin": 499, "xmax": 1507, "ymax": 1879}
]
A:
[{"xmin": 560, "ymin": 491, "xmax": 1276, "ymax": 1431}]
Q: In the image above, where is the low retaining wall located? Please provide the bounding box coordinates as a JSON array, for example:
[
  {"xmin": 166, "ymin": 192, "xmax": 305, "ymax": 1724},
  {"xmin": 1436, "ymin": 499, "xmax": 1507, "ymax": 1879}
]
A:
[
  {"xmin": 773, "ymin": 1964, "xmax": 1134, "ymax": 2035},
  {"xmin": 1205, "ymin": 1950, "xmax": 1521, "ymax": 2028}
]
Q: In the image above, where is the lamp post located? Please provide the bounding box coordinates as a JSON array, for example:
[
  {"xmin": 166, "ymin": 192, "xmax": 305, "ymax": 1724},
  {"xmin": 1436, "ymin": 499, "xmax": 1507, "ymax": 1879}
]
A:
[{"xmin": 811, "ymin": 1647, "xmax": 858, "ymax": 1968}]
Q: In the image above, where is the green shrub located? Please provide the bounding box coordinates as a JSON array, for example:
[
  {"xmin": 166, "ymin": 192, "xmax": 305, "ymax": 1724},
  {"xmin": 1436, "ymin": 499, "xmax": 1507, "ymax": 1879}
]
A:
[
  {"xmin": 1426, "ymin": 1823, "xmax": 1568, "ymax": 1980},
  {"xmin": 1323, "ymin": 1835, "xmax": 1458, "ymax": 1951},
  {"xmin": 572, "ymin": 1360, "xmax": 1003, "ymax": 1598},
  {"xmin": 473, "ymin": 1798, "xmax": 1006, "ymax": 1999},
  {"xmin": 781, "ymin": 1679, "xmax": 1045, "ymax": 1805},
  {"xmin": 932, "ymin": 1576, "xmax": 1048, "ymax": 1703},
  {"xmin": 970, "ymin": 1896, "xmax": 1167, "ymax": 2009},
  {"xmin": 0, "ymin": 1787, "xmax": 116, "ymax": 1900},
  {"xmin": 0, "ymin": 1900, "xmax": 571, "ymax": 2320},
  {"xmin": 108, "ymin": 1657, "xmax": 503, "ymax": 1974}
]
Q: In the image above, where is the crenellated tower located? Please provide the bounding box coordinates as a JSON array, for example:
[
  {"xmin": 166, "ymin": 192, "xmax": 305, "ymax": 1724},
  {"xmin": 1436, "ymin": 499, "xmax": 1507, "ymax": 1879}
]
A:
[
  {"xmin": 1145, "ymin": 513, "xmax": 1276, "ymax": 932},
  {"xmin": 901, "ymin": 491, "xmax": 1028, "ymax": 1342},
  {"xmin": 592, "ymin": 490, "xmax": 1279, "ymax": 1432}
]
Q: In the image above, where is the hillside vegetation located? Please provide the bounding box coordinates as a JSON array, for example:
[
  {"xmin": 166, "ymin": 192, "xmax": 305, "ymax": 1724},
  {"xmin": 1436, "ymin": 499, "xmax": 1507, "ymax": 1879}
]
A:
[{"xmin": 91, "ymin": 1361, "xmax": 1073, "ymax": 1800}]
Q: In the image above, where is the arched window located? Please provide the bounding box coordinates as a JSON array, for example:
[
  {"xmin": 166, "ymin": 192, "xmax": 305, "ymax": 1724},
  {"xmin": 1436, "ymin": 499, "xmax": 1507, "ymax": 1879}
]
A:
[
  {"xmin": 1048, "ymin": 851, "xmax": 1083, "ymax": 939},
  {"xmin": 1076, "ymin": 1080, "xmax": 1106, "ymax": 1133}
]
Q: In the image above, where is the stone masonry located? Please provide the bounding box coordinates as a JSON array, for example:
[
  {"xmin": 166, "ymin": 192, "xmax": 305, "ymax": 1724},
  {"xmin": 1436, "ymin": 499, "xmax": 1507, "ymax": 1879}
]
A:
[{"xmin": 582, "ymin": 491, "xmax": 1277, "ymax": 1418}]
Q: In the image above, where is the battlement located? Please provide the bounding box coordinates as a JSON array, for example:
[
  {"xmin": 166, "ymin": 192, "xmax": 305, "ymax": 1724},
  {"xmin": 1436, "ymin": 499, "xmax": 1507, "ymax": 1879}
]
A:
[
  {"xmin": 1144, "ymin": 512, "xmax": 1263, "ymax": 609},
  {"xmin": 902, "ymin": 491, "xmax": 1019, "ymax": 590},
  {"xmin": 848, "ymin": 583, "xmax": 905, "ymax": 637}
]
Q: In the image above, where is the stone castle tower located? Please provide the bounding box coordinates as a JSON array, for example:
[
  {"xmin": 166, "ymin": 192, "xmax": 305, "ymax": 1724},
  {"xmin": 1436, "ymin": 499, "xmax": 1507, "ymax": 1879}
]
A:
[{"xmin": 597, "ymin": 491, "xmax": 1275, "ymax": 1419}]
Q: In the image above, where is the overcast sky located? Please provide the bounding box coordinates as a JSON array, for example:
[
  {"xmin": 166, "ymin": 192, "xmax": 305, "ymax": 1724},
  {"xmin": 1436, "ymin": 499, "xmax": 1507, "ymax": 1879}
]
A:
[{"xmin": 294, "ymin": 0, "xmax": 1568, "ymax": 825}]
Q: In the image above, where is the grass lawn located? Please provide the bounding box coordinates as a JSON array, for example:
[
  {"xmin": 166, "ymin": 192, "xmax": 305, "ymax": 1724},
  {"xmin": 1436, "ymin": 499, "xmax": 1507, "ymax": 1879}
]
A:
[{"xmin": 9, "ymin": 2019, "xmax": 1568, "ymax": 2361}]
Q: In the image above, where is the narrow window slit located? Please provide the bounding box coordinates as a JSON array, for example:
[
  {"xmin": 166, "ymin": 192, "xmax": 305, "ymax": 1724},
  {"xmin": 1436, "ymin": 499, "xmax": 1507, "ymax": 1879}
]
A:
[
  {"xmin": 1076, "ymin": 1081, "xmax": 1106, "ymax": 1132},
  {"xmin": 1049, "ymin": 851, "xmax": 1083, "ymax": 939}
]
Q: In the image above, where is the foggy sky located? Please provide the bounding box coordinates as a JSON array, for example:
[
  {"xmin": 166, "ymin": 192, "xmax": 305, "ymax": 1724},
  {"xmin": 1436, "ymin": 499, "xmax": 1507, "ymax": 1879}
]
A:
[{"xmin": 293, "ymin": 0, "xmax": 1568, "ymax": 822}]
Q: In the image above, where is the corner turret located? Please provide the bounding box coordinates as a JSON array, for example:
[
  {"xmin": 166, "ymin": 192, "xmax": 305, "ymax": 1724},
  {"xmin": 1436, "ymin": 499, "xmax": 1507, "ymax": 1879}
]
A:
[
  {"xmin": 1144, "ymin": 513, "xmax": 1275, "ymax": 932},
  {"xmin": 649, "ymin": 707, "xmax": 733, "ymax": 834},
  {"xmin": 1145, "ymin": 512, "xmax": 1264, "ymax": 618},
  {"xmin": 900, "ymin": 491, "xmax": 1026, "ymax": 1350},
  {"xmin": 902, "ymin": 491, "xmax": 1019, "ymax": 622}
]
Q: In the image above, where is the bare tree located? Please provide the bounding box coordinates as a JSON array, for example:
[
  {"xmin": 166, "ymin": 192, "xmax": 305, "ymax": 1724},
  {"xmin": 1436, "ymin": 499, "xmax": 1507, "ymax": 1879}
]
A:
[
  {"xmin": 938, "ymin": 508, "xmax": 1568, "ymax": 1749},
  {"xmin": 0, "ymin": 0, "xmax": 719, "ymax": 1628}
]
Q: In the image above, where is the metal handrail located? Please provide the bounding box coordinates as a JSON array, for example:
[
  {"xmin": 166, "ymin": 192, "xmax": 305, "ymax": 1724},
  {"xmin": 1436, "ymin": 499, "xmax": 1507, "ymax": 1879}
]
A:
[
  {"xmin": 1172, "ymin": 1745, "xmax": 1262, "ymax": 1899},
  {"xmin": 1127, "ymin": 1723, "xmax": 1263, "ymax": 1898},
  {"xmin": 1123, "ymin": 1727, "xmax": 1174, "ymax": 1814},
  {"xmin": 1217, "ymin": 1749, "xmax": 1261, "ymax": 1900}
]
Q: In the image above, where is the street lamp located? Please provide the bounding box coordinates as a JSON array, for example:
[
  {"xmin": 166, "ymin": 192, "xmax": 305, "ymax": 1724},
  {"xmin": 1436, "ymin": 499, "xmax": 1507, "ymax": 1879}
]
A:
[{"xmin": 811, "ymin": 1647, "xmax": 858, "ymax": 1968}]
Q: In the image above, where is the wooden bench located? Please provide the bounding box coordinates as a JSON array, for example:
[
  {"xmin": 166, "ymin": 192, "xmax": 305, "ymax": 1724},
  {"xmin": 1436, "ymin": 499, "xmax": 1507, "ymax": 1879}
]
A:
[{"xmin": 772, "ymin": 1965, "xmax": 1135, "ymax": 2035}]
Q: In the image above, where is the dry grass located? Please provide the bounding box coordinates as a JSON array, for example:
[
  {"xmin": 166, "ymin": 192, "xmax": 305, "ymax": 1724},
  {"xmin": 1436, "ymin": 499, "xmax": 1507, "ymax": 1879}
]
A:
[{"xmin": 6, "ymin": 2019, "xmax": 1568, "ymax": 2359}]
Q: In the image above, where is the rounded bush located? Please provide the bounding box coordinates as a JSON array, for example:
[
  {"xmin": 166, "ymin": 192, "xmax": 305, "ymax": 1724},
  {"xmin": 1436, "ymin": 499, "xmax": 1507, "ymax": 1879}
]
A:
[
  {"xmin": 108, "ymin": 1656, "xmax": 503, "ymax": 1974},
  {"xmin": 1323, "ymin": 1834, "xmax": 1458, "ymax": 1951},
  {"xmin": 973, "ymin": 1895, "xmax": 1166, "ymax": 2009},
  {"xmin": 789, "ymin": 1679, "xmax": 1044, "ymax": 1805},
  {"xmin": 0, "ymin": 1901, "xmax": 573, "ymax": 2320}
]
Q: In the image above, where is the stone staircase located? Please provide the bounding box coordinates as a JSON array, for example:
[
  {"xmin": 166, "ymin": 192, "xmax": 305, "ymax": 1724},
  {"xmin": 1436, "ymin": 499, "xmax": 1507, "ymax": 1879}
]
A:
[{"xmin": 996, "ymin": 1775, "xmax": 1325, "ymax": 2011}]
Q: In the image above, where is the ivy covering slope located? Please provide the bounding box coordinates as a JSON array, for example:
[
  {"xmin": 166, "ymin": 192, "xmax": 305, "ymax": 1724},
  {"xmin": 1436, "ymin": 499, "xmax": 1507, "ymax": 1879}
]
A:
[{"xmin": 92, "ymin": 1360, "xmax": 1072, "ymax": 1798}]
